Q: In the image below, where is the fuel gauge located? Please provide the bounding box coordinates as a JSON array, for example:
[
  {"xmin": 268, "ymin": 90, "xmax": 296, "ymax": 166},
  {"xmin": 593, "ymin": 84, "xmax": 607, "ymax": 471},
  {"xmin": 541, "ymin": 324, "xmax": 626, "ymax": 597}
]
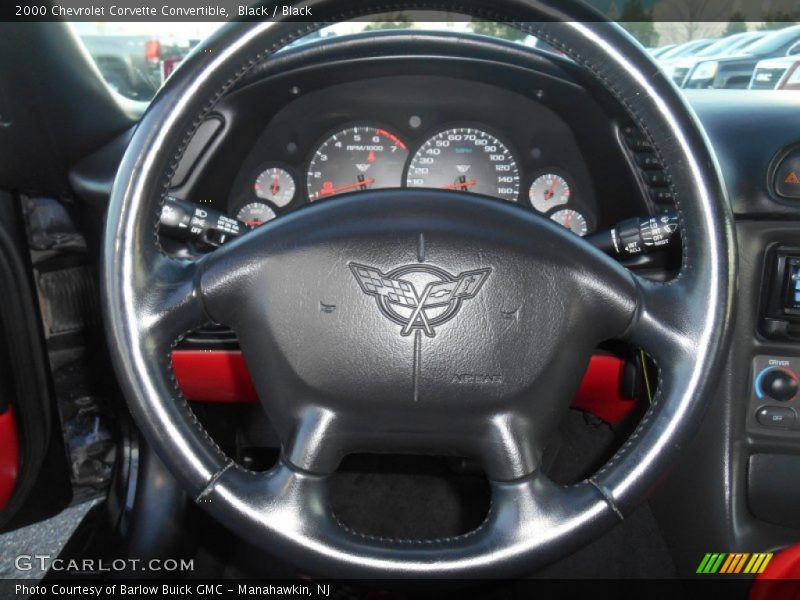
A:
[
  {"xmin": 550, "ymin": 208, "xmax": 588, "ymax": 237},
  {"xmin": 254, "ymin": 166, "xmax": 296, "ymax": 207},
  {"xmin": 237, "ymin": 202, "xmax": 277, "ymax": 229}
]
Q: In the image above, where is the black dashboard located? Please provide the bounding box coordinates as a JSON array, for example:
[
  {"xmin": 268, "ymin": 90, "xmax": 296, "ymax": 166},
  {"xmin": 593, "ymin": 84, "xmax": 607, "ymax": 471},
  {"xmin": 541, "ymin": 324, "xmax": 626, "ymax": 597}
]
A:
[
  {"xmin": 228, "ymin": 75, "xmax": 597, "ymax": 235},
  {"xmin": 163, "ymin": 32, "xmax": 663, "ymax": 249}
]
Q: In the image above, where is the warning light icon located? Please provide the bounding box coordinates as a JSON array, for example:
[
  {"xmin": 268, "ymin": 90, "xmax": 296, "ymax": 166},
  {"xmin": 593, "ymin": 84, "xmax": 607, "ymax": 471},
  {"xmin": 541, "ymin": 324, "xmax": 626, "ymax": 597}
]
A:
[{"xmin": 785, "ymin": 171, "xmax": 800, "ymax": 185}]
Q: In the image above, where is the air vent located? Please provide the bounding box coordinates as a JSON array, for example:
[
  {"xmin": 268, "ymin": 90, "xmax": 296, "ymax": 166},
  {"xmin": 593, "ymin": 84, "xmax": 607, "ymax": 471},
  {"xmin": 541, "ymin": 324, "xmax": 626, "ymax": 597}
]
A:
[{"xmin": 621, "ymin": 124, "xmax": 674, "ymax": 214}]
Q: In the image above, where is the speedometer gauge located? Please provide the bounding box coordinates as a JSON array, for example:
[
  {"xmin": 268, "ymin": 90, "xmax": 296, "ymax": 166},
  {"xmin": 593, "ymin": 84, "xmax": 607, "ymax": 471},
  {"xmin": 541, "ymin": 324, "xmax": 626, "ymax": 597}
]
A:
[
  {"xmin": 307, "ymin": 125, "xmax": 408, "ymax": 201},
  {"xmin": 406, "ymin": 127, "xmax": 520, "ymax": 202}
]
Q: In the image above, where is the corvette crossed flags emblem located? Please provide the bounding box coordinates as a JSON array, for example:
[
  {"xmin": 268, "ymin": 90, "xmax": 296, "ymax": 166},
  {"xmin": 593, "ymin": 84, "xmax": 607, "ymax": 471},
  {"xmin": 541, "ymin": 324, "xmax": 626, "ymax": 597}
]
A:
[{"xmin": 350, "ymin": 262, "xmax": 491, "ymax": 337}]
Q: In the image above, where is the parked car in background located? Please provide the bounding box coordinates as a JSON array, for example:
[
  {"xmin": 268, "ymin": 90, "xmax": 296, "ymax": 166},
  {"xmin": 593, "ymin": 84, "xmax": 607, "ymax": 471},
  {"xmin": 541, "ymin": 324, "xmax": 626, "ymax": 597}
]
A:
[
  {"xmin": 778, "ymin": 59, "xmax": 800, "ymax": 89},
  {"xmin": 78, "ymin": 33, "xmax": 196, "ymax": 101},
  {"xmin": 649, "ymin": 44, "xmax": 676, "ymax": 58},
  {"xmin": 664, "ymin": 31, "xmax": 765, "ymax": 87},
  {"xmin": 684, "ymin": 24, "xmax": 800, "ymax": 89},
  {"xmin": 749, "ymin": 54, "xmax": 800, "ymax": 89},
  {"xmin": 656, "ymin": 37, "xmax": 718, "ymax": 61}
]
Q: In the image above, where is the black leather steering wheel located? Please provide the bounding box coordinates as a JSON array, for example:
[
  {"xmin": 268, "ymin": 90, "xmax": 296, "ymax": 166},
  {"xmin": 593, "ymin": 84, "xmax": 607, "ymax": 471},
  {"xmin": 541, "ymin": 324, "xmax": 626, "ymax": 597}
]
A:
[{"xmin": 102, "ymin": 0, "xmax": 735, "ymax": 578}]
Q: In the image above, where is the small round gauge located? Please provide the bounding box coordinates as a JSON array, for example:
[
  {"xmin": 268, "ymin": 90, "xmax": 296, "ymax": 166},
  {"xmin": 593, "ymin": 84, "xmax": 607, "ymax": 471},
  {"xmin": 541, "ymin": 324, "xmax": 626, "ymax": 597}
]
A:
[
  {"xmin": 550, "ymin": 208, "xmax": 588, "ymax": 236},
  {"xmin": 529, "ymin": 173, "xmax": 571, "ymax": 213},
  {"xmin": 254, "ymin": 167, "xmax": 295, "ymax": 207},
  {"xmin": 237, "ymin": 202, "xmax": 277, "ymax": 228},
  {"xmin": 307, "ymin": 125, "xmax": 409, "ymax": 201},
  {"xmin": 406, "ymin": 127, "xmax": 520, "ymax": 202}
]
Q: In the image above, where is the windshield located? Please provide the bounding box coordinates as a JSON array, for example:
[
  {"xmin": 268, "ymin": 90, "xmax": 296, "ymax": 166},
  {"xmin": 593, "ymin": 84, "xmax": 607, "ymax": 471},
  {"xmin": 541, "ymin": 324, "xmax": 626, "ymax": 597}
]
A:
[{"xmin": 69, "ymin": 19, "xmax": 800, "ymax": 102}]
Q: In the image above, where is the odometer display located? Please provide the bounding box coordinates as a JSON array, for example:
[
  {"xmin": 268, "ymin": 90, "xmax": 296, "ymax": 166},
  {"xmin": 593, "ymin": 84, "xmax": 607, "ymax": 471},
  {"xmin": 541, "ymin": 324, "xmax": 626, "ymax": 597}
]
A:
[
  {"xmin": 406, "ymin": 127, "xmax": 520, "ymax": 202},
  {"xmin": 307, "ymin": 125, "xmax": 408, "ymax": 201}
]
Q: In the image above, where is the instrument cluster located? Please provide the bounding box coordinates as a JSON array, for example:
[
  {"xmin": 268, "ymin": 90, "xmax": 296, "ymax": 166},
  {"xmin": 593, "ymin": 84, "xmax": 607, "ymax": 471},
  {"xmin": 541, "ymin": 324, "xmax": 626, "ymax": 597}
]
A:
[{"xmin": 232, "ymin": 120, "xmax": 594, "ymax": 237}]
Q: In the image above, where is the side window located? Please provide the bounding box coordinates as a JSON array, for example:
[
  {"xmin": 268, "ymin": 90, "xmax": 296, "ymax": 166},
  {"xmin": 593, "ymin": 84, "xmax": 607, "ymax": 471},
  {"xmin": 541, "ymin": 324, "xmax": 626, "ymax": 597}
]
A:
[{"xmin": 788, "ymin": 41, "xmax": 800, "ymax": 56}]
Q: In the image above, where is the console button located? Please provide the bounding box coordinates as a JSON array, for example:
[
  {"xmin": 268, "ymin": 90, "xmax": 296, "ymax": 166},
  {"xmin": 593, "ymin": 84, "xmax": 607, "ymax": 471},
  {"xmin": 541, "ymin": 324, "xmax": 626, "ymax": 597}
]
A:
[
  {"xmin": 761, "ymin": 369, "xmax": 799, "ymax": 401},
  {"xmin": 756, "ymin": 406, "xmax": 796, "ymax": 429}
]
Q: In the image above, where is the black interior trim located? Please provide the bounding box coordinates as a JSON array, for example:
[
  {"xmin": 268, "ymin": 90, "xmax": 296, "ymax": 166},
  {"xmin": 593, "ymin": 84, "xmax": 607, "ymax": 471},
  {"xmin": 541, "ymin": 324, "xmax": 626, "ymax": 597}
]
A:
[{"xmin": 0, "ymin": 193, "xmax": 68, "ymax": 530}]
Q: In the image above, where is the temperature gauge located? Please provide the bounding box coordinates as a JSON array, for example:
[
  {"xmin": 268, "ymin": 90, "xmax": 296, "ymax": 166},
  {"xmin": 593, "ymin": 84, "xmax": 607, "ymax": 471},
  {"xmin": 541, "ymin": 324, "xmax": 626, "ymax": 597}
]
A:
[
  {"xmin": 529, "ymin": 173, "xmax": 570, "ymax": 213},
  {"xmin": 237, "ymin": 202, "xmax": 277, "ymax": 229},
  {"xmin": 550, "ymin": 208, "xmax": 588, "ymax": 237},
  {"xmin": 254, "ymin": 167, "xmax": 296, "ymax": 207}
]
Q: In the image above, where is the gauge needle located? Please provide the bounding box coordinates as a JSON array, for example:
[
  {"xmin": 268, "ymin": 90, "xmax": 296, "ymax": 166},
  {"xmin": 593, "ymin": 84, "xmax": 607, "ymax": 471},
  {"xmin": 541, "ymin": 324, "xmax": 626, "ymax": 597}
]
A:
[
  {"xmin": 545, "ymin": 178, "xmax": 558, "ymax": 201},
  {"xmin": 270, "ymin": 172, "xmax": 280, "ymax": 196},
  {"xmin": 441, "ymin": 178, "xmax": 477, "ymax": 191},
  {"xmin": 319, "ymin": 177, "xmax": 376, "ymax": 197}
]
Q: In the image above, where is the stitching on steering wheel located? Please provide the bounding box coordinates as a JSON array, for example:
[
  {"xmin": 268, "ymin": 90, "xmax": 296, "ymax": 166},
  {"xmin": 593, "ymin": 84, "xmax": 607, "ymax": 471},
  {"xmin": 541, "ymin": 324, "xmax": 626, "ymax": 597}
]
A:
[
  {"xmin": 333, "ymin": 498, "xmax": 494, "ymax": 545},
  {"xmin": 195, "ymin": 460, "xmax": 236, "ymax": 502},
  {"xmin": 527, "ymin": 25, "xmax": 688, "ymax": 284},
  {"xmin": 166, "ymin": 329, "xmax": 237, "ymax": 465}
]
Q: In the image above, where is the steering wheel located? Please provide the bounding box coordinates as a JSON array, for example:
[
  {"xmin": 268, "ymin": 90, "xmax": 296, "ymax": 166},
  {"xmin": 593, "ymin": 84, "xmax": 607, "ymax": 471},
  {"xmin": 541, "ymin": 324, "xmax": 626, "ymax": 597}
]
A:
[{"xmin": 102, "ymin": 0, "xmax": 735, "ymax": 578}]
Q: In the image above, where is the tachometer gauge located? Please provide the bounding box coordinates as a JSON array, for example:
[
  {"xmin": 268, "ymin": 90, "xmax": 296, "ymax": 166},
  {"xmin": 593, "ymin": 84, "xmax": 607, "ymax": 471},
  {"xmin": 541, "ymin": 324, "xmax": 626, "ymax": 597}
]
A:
[
  {"xmin": 406, "ymin": 127, "xmax": 520, "ymax": 202},
  {"xmin": 307, "ymin": 126, "xmax": 408, "ymax": 201},
  {"xmin": 529, "ymin": 173, "xmax": 570, "ymax": 213},
  {"xmin": 254, "ymin": 167, "xmax": 295, "ymax": 207},
  {"xmin": 550, "ymin": 208, "xmax": 588, "ymax": 236},
  {"xmin": 237, "ymin": 202, "xmax": 277, "ymax": 229}
]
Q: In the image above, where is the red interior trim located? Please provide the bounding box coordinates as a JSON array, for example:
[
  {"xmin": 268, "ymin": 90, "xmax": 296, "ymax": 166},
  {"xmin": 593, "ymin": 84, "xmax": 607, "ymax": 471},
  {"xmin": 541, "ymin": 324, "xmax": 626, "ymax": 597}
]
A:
[
  {"xmin": 750, "ymin": 545, "xmax": 800, "ymax": 600},
  {"xmin": 172, "ymin": 350, "xmax": 638, "ymax": 423},
  {"xmin": 0, "ymin": 407, "xmax": 20, "ymax": 511},
  {"xmin": 172, "ymin": 350, "xmax": 258, "ymax": 404},
  {"xmin": 571, "ymin": 354, "xmax": 638, "ymax": 423}
]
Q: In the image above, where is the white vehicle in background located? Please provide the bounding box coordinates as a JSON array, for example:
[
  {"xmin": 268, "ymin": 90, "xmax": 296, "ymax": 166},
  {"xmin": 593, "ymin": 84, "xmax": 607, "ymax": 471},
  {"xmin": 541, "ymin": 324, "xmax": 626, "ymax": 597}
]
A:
[
  {"xmin": 663, "ymin": 31, "xmax": 766, "ymax": 87},
  {"xmin": 649, "ymin": 44, "xmax": 676, "ymax": 58},
  {"xmin": 685, "ymin": 24, "xmax": 800, "ymax": 89},
  {"xmin": 749, "ymin": 54, "xmax": 800, "ymax": 90},
  {"xmin": 656, "ymin": 37, "xmax": 718, "ymax": 62}
]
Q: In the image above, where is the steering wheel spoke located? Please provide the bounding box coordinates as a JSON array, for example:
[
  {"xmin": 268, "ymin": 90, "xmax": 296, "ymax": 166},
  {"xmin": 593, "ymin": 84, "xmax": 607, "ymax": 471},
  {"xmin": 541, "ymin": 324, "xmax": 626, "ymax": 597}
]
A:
[
  {"xmin": 142, "ymin": 255, "xmax": 210, "ymax": 346},
  {"xmin": 622, "ymin": 275, "xmax": 697, "ymax": 366}
]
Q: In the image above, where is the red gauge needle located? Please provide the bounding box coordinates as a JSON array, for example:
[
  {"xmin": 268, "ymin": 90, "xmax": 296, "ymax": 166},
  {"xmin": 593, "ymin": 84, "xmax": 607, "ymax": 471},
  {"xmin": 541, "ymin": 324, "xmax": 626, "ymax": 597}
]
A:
[
  {"xmin": 545, "ymin": 178, "xmax": 558, "ymax": 201},
  {"xmin": 270, "ymin": 172, "xmax": 280, "ymax": 196},
  {"xmin": 565, "ymin": 211, "xmax": 573, "ymax": 229},
  {"xmin": 441, "ymin": 179, "xmax": 477, "ymax": 191},
  {"xmin": 319, "ymin": 177, "xmax": 376, "ymax": 197}
]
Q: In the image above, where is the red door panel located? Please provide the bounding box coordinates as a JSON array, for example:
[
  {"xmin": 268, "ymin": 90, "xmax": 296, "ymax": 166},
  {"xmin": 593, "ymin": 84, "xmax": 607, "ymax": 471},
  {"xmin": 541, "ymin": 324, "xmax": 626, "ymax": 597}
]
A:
[{"xmin": 0, "ymin": 406, "xmax": 20, "ymax": 510}]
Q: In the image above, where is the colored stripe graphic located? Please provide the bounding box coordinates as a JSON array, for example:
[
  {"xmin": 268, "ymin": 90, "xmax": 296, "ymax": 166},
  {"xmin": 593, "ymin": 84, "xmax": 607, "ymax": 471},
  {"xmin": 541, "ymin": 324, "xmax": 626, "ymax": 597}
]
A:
[
  {"xmin": 721, "ymin": 554, "xmax": 749, "ymax": 574},
  {"xmin": 697, "ymin": 553, "xmax": 726, "ymax": 574},
  {"xmin": 697, "ymin": 553, "xmax": 773, "ymax": 574},
  {"xmin": 719, "ymin": 554, "xmax": 737, "ymax": 573}
]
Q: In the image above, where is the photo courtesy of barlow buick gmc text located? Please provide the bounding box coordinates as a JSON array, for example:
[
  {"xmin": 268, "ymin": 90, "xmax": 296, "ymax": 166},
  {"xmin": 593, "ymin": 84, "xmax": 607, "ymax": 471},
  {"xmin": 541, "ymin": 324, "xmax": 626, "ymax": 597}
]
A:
[{"xmin": 2, "ymin": 0, "xmax": 800, "ymax": 598}]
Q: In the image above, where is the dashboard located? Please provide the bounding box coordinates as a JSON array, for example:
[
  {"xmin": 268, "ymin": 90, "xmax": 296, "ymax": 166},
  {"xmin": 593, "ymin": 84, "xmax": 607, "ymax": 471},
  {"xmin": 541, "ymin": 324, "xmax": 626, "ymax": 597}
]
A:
[
  {"xmin": 148, "ymin": 32, "xmax": 672, "ymax": 252},
  {"xmin": 227, "ymin": 75, "xmax": 598, "ymax": 237}
]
